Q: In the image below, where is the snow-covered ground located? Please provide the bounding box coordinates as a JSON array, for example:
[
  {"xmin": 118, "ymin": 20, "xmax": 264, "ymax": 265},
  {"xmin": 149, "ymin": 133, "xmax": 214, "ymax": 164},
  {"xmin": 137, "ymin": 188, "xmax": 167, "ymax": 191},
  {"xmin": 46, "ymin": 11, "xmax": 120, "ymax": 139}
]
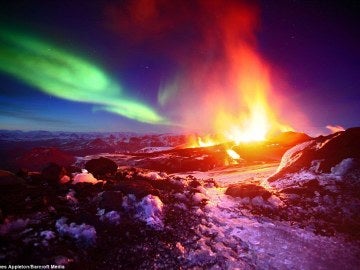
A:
[
  {"xmin": 181, "ymin": 162, "xmax": 279, "ymax": 186},
  {"xmin": 176, "ymin": 164, "xmax": 360, "ymax": 269},
  {"xmin": 136, "ymin": 146, "xmax": 174, "ymax": 153}
]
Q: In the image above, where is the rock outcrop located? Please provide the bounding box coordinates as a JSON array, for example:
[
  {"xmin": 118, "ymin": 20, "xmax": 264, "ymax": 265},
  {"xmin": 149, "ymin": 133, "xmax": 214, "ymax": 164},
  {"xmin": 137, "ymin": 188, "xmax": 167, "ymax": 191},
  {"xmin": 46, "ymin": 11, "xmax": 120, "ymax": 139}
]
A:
[
  {"xmin": 85, "ymin": 157, "xmax": 118, "ymax": 178},
  {"xmin": 262, "ymin": 127, "xmax": 360, "ymax": 238}
]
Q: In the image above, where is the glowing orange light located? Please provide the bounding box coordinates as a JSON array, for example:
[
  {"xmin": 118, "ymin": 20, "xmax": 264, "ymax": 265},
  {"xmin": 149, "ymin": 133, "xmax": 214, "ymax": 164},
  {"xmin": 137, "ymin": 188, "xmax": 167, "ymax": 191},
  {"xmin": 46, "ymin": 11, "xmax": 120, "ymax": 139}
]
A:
[
  {"xmin": 197, "ymin": 136, "xmax": 216, "ymax": 147},
  {"xmin": 186, "ymin": 134, "xmax": 218, "ymax": 148},
  {"xmin": 226, "ymin": 149, "xmax": 240, "ymax": 160},
  {"xmin": 211, "ymin": 45, "xmax": 294, "ymax": 145}
]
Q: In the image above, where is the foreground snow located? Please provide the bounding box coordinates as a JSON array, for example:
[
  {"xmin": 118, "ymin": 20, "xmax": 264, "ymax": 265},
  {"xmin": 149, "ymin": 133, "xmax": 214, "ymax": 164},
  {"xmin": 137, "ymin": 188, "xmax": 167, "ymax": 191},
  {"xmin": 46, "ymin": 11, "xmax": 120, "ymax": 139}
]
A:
[
  {"xmin": 1, "ymin": 161, "xmax": 359, "ymax": 268},
  {"xmin": 175, "ymin": 164, "xmax": 360, "ymax": 269}
]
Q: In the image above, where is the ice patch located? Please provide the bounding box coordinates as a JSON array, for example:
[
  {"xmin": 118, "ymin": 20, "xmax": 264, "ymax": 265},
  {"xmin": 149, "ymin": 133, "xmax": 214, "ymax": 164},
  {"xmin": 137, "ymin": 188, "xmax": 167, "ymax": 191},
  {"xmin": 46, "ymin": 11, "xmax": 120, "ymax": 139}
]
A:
[
  {"xmin": 65, "ymin": 189, "xmax": 78, "ymax": 204},
  {"xmin": 331, "ymin": 158, "xmax": 355, "ymax": 176},
  {"xmin": 136, "ymin": 146, "xmax": 173, "ymax": 153},
  {"xmin": 139, "ymin": 171, "xmax": 165, "ymax": 181},
  {"xmin": 72, "ymin": 172, "xmax": 103, "ymax": 184},
  {"xmin": 268, "ymin": 170, "xmax": 317, "ymax": 189},
  {"xmin": 122, "ymin": 194, "xmax": 137, "ymax": 209},
  {"xmin": 40, "ymin": 230, "xmax": 56, "ymax": 240},
  {"xmin": 251, "ymin": 196, "xmax": 264, "ymax": 206},
  {"xmin": 98, "ymin": 210, "xmax": 121, "ymax": 225},
  {"xmin": 135, "ymin": 195, "xmax": 164, "ymax": 229},
  {"xmin": 55, "ymin": 217, "xmax": 96, "ymax": 246}
]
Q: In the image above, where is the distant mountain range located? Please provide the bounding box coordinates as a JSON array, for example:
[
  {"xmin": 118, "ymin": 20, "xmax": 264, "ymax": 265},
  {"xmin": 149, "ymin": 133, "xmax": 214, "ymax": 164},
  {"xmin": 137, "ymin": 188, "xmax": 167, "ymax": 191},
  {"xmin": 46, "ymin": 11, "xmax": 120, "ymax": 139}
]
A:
[{"xmin": 0, "ymin": 130, "xmax": 312, "ymax": 172}]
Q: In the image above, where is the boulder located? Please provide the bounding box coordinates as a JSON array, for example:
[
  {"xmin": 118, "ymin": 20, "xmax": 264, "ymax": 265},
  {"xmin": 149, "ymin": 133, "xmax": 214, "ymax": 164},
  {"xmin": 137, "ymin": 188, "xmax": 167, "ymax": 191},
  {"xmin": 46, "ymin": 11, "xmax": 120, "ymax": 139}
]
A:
[
  {"xmin": 85, "ymin": 157, "xmax": 118, "ymax": 178},
  {"xmin": 28, "ymin": 172, "xmax": 43, "ymax": 185},
  {"xmin": 73, "ymin": 182, "xmax": 103, "ymax": 201},
  {"xmin": 114, "ymin": 180, "xmax": 159, "ymax": 199},
  {"xmin": 99, "ymin": 191, "xmax": 123, "ymax": 211},
  {"xmin": 41, "ymin": 163, "xmax": 67, "ymax": 185},
  {"xmin": 225, "ymin": 184, "xmax": 272, "ymax": 199},
  {"xmin": 149, "ymin": 179, "xmax": 184, "ymax": 193}
]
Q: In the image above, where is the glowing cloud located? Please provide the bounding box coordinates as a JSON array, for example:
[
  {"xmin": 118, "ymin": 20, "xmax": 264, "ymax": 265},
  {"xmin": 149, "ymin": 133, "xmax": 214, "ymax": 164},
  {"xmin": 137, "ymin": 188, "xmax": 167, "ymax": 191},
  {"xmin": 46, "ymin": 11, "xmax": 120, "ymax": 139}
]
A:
[
  {"xmin": 0, "ymin": 27, "xmax": 166, "ymax": 124},
  {"xmin": 326, "ymin": 125, "xmax": 345, "ymax": 133}
]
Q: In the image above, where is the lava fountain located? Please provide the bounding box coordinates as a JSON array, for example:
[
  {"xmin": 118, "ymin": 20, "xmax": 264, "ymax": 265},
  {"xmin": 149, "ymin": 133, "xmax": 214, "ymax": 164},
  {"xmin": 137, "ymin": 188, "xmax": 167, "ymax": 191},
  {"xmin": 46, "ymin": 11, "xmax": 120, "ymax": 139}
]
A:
[
  {"xmin": 108, "ymin": 0, "xmax": 305, "ymax": 149},
  {"xmin": 214, "ymin": 45, "xmax": 294, "ymax": 145},
  {"xmin": 175, "ymin": 1, "xmax": 296, "ymax": 148}
]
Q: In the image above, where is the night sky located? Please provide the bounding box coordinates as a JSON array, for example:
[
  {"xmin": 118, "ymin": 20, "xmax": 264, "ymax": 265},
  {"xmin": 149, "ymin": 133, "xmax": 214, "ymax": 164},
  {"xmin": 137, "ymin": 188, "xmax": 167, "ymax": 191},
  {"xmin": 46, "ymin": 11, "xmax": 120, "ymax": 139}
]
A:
[{"xmin": 0, "ymin": 0, "xmax": 359, "ymax": 135}]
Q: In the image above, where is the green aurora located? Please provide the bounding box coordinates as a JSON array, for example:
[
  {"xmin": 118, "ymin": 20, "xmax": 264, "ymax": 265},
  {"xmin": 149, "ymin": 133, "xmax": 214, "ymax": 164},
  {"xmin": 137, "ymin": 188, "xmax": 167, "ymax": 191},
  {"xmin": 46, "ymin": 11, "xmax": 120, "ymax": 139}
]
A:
[{"xmin": 0, "ymin": 28, "xmax": 167, "ymax": 125}]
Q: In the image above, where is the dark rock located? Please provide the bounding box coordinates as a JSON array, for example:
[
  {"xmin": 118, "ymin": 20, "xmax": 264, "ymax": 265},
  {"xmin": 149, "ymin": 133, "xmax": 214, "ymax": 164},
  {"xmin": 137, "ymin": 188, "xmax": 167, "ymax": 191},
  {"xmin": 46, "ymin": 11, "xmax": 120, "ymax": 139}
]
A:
[
  {"xmin": 301, "ymin": 179, "xmax": 320, "ymax": 188},
  {"xmin": 280, "ymin": 179, "xmax": 321, "ymax": 197},
  {"xmin": 115, "ymin": 169, "xmax": 134, "ymax": 181},
  {"xmin": 280, "ymin": 187, "xmax": 313, "ymax": 197},
  {"xmin": 225, "ymin": 184, "xmax": 272, "ymax": 199},
  {"xmin": 73, "ymin": 182, "xmax": 103, "ymax": 200},
  {"xmin": 114, "ymin": 180, "xmax": 159, "ymax": 199},
  {"xmin": 85, "ymin": 157, "xmax": 118, "ymax": 178},
  {"xmin": 16, "ymin": 168, "xmax": 28, "ymax": 179},
  {"xmin": 149, "ymin": 179, "xmax": 184, "ymax": 193},
  {"xmin": 41, "ymin": 163, "xmax": 67, "ymax": 185},
  {"xmin": 66, "ymin": 165, "xmax": 82, "ymax": 174},
  {"xmin": 28, "ymin": 172, "xmax": 43, "ymax": 185},
  {"xmin": 189, "ymin": 180, "xmax": 201, "ymax": 188},
  {"xmin": 99, "ymin": 191, "xmax": 123, "ymax": 211}
]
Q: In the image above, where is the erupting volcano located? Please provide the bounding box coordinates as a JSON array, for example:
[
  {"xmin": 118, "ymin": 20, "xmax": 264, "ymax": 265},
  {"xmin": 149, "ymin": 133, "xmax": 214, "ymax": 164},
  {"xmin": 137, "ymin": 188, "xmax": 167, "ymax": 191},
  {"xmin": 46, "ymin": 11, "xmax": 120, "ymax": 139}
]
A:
[{"xmin": 147, "ymin": 0, "xmax": 300, "ymax": 146}]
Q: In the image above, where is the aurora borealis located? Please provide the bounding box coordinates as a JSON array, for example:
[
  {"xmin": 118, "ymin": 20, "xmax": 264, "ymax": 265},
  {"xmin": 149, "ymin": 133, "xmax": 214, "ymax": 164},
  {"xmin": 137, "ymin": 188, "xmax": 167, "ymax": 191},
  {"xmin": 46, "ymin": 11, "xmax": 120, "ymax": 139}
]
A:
[
  {"xmin": 0, "ymin": 28, "xmax": 166, "ymax": 125},
  {"xmin": 0, "ymin": 0, "xmax": 359, "ymax": 134}
]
